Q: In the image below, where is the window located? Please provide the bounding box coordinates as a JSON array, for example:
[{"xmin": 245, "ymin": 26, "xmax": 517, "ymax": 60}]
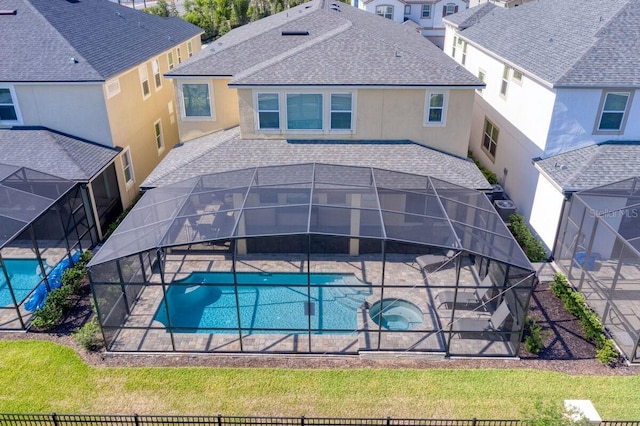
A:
[
  {"xmin": 121, "ymin": 148, "xmax": 135, "ymax": 188},
  {"xmin": 375, "ymin": 5, "xmax": 393, "ymax": 19},
  {"xmin": 286, "ymin": 93, "xmax": 322, "ymax": 130},
  {"xmin": 187, "ymin": 41, "xmax": 193, "ymax": 57},
  {"xmin": 181, "ymin": 83, "xmax": 212, "ymax": 118},
  {"xmin": 421, "ymin": 4, "xmax": 431, "ymax": 18},
  {"xmin": 105, "ymin": 78, "xmax": 121, "ymax": 99},
  {"xmin": 452, "ymin": 36, "xmax": 457, "ymax": 57},
  {"xmin": 482, "ymin": 118, "xmax": 499, "ymax": 161},
  {"xmin": 425, "ymin": 92, "xmax": 446, "ymax": 125},
  {"xmin": 154, "ymin": 120, "xmax": 164, "ymax": 153},
  {"xmin": 257, "ymin": 93, "xmax": 280, "ymax": 129},
  {"xmin": 404, "ymin": 5, "xmax": 411, "ymax": 14},
  {"xmin": 330, "ymin": 93, "xmax": 352, "ymax": 130},
  {"xmin": 0, "ymin": 87, "xmax": 19, "ymax": 123},
  {"xmin": 442, "ymin": 3, "xmax": 457, "ymax": 16},
  {"xmin": 168, "ymin": 52, "xmax": 174, "ymax": 70},
  {"xmin": 512, "ymin": 69, "xmax": 523, "ymax": 85},
  {"xmin": 597, "ymin": 92, "xmax": 631, "ymax": 132},
  {"xmin": 500, "ymin": 65, "xmax": 510, "ymax": 97},
  {"xmin": 177, "ymin": 47, "xmax": 182, "ymax": 64},
  {"xmin": 477, "ymin": 69, "xmax": 486, "ymax": 94},
  {"xmin": 461, "ymin": 41, "xmax": 467, "ymax": 65},
  {"xmin": 152, "ymin": 59, "xmax": 162, "ymax": 90},
  {"xmin": 139, "ymin": 65, "xmax": 150, "ymax": 98}
]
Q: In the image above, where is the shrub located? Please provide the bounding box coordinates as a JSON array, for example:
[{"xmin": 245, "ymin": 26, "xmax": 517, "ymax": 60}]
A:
[
  {"xmin": 523, "ymin": 316, "xmax": 544, "ymax": 355},
  {"xmin": 74, "ymin": 320, "xmax": 101, "ymax": 351},
  {"xmin": 551, "ymin": 273, "xmax": 620, "ymax": 366},
  {"xmin": 508, "ymin": 214, "xmax": 548, "ymax": 262},
  {"xmin": 521, "ymin": 401, "xmax": 592, "ymax": 426},
  {"xmin": 468, "ymin": 151, "xmax": 499, "ymax": 184},
  {"xmin": 105, "ymin": 193, "xmax": 143, "ymax": 238}
]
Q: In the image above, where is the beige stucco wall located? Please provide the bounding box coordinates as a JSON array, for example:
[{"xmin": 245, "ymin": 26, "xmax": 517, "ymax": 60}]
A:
[
  {"xmin": 174, "ymin": 78, "xmax": 240, "ymax": 142},
  {"xmin": 236, "ymin": 88, "xmax": 474, "ymax": 157},
  {"xmin": 105, "ymin": 36, "xmax": 203, "ymax": 206},
  {"xmin": 13, "ymin": 84, "xmax": 113, "ymax": 145}
]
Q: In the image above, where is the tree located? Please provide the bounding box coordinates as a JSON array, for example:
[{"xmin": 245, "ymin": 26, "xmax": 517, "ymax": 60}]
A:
[
  {"xmin": 146, "ymin": 0, "xmax": 179, "ymax": 17},
  {"xmin": 183, "ymin": 0, "xmax": 217, "ymax": 41},
  {"xmin": 230, "ymin": 0, "xmax": 250, "ymax": 26},
  {"xmin": 521, "ymin": 402, "xmax": 593, "ymax": 426}
]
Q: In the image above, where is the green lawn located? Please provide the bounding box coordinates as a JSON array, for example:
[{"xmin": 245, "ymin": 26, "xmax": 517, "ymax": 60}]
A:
[{"xmin": 0, "ymin": 340, "xmax": 639, "ymax": 419}]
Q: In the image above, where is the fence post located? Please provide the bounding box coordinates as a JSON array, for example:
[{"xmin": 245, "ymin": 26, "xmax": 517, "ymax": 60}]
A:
[
  {"xmin": 471, "ymin": 417, "xmax": 477, "ymax": 426},
  {"xmin": 301, "ymin": 415, "xmax": 305, "ymax": 426},
  {"xmin": 51, "ymin": 413, "xmax": 59, "ymax": 426},
  {"xmin": 134, "ymin": 413, "xmax": 140, "ymax": 426},
  {"xmin": 386, "ymin": 416, "xmax": 391, "ymax": 426},
  {"xmin": 217, "ymin": 414, "xmax": 222, "ymax": 426}
]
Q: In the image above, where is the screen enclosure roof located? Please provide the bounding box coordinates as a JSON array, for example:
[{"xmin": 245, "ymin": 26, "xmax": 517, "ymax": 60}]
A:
[{"xmin": 89, "ymin": 163, "xmax": 533, "ymax": 270}]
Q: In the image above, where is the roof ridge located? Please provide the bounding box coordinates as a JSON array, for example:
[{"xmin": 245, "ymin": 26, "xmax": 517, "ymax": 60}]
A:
[
  {"xmin": 231, "ymin": 20, "xmax": 352, "ymax": 83},
  {"xmin": 45, "ymin": 131, "xmax": 93, "ymax": 177},
  {"xmin": 564, "ymin": 144, "xmax": 604, "ymax": 187},
  {"xmin": 23, "ymin": 0, "xmax": 97, "ymax": 77}
]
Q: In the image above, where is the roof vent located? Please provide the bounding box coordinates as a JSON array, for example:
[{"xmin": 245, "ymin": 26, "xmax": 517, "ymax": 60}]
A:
[
  {"xmin": 0, "ymin": 9, "xmax": 17, "ymax": 15},
  {"xmin": 69, "ymin": 57, "xmax": 78, "ymax": 64},
  {"xmin": 281, "ymin": 30, "xmax": 309, "ymax": 36},
  {"xmin": 330, "ymin": 4, "xmax": 340, "ymax": 11}
]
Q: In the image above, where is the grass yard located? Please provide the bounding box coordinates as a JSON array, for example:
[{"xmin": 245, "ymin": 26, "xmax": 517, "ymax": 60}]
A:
[{"xmin": 1, "ymin": 340, "xmax": 639, "ymax": 419}]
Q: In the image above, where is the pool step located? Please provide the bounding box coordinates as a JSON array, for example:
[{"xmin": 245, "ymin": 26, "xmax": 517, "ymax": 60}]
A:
[{"xmin": 328, "ymin": 285, "xmax": 371, "ymax": 310}]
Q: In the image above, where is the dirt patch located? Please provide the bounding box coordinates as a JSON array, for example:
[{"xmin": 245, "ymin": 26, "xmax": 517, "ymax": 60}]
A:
[{"xmin": 1, "ymin": 279, "xmax": 638, "ymax": 376}]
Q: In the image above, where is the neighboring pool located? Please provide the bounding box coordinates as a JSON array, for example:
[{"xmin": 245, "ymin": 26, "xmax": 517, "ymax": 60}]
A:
[
  {"xmin": 154, "ymin": 272, "xmax": 370, "ymax": 334},
  {"xmin": 0, "ymin": 259, "xmax": 44, "ymax": 306}
]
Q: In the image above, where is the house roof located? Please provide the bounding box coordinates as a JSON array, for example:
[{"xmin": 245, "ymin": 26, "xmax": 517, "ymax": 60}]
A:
[
  {"xmin": 0, "ymin": 0, "xmax": 202, "ymax": 82},
  {"xmin": 167, "ymin": 0, "xmax": 481, "ymax": 87},
  {"xmin": 534, "ymin": 141, "xmax": 640, "ymax": 192},
  {"xmin": 447, "ymin": 0, "xmax": 640, "ymax": 88},
  {"xmin": 0, "ymin": 127, "xmax": 120, "ymax": 181},
  {"xmin": 141, "ymin": 127, "xmax": 490, "ymax": 190}
]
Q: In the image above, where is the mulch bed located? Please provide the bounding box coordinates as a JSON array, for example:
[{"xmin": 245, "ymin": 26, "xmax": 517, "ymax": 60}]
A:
[{"xmin": 1, "ymin": 280, "xmax": 638, "ymax": 376}]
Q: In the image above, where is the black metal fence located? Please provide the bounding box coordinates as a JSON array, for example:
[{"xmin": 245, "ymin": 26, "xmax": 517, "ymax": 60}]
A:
[{"xmin": 0, "ymin": 414, "xmax": 638, "ymax": 426}]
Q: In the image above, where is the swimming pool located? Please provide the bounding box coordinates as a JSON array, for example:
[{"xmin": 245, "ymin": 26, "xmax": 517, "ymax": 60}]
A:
[
  {"xmin": 0, "ymin": 259, "xmax": 45, "ymax": 306},
  {"xmin": 154, "ymin": 272, "xmax": 371, "ymax": 334}
]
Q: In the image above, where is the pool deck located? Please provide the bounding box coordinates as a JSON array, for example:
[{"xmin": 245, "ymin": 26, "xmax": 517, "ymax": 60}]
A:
[{"xmin": 106, "ymin": 252, "xmax": 516, "ymax": 357}]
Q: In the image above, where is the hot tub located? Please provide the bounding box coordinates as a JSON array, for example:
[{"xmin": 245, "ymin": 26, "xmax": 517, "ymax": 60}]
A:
[{"xmin": 369, "ymin": 299, "xmax": 423, "ymax": 330}]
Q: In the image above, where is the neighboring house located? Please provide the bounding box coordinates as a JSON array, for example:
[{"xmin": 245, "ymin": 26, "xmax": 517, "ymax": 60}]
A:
[
  {"xmin": 443, "ymin": 0, "xmax": 640, "ymax": 248},
  {"xmin": 164, "ymin": 0, "xmax": 483, "ymax": 160},
  {"xmin": 1, "ymin": 0, "xmax": 203, "ymax": 227},
  {"xmin": 468, "ymin": 0, "xmax": 533, "ymax": 7},
  {"xmin": 351, "ymin": 0, "xmax": 468, "ymax": 48}
]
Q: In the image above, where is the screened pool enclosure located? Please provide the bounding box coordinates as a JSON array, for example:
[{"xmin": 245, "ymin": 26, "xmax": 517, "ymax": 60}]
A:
[
  {"xmin": 88, "ymin": 163, "xmax": 536, "ymax": 356},
  {"xmin": 554, "ymin": 177, "xmax": 640, "ymax": 363},
  {"xmin": 0, "ymin": 164, "xmax": 98, "ymax": 330}
]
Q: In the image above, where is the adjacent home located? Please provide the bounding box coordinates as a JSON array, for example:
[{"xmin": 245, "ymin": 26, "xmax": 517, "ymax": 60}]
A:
[
  {"xmin": 351, "ymin": 0, "xmax": 468, "ymax": 47},
  {"xmin": 87, "ymin": 0, "xmax": 538, "ymax": 359},
  {"xmin": 445, "ymin": 0, "xmax": 640, "ymax": 361},
  {"xmin": 1, "ymin": 0, "xmax": 203, "ymax": 217}
]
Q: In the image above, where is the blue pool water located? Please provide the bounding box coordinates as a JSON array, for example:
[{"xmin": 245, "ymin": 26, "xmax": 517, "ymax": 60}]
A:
[
  {"xmin": 0, "ymin": 259, "xmax": 44, "ymax": 306},
  {"xmin": 154, "ymin": 272, "xmax": 371, "ymax": 334}
]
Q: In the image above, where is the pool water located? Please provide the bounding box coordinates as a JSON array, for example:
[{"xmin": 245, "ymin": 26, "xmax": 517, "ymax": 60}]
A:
[
  {"xmin": 0, "ymin": 259, "xmax": 45, "ymax": 306},
  {"xmin": 154, "ymin": 272, "xmax": 371, "ymax": 334}
]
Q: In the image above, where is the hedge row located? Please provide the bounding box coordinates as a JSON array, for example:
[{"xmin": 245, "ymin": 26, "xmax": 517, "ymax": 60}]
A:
[{"xmin": 508, "ymin": 214, "xmax": 547, "ymax": 262}]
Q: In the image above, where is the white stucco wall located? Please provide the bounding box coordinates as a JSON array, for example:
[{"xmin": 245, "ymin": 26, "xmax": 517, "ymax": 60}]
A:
[
  {"xmin": 529, "ymin": 175, "xmax": 565, "ymax": 249},
  {"xmin": 13, "ymin": 83, "xmax": 113, "ymax": 146}
]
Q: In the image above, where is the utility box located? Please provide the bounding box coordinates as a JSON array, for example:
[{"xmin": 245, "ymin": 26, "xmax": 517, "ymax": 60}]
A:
[
  {"xmin": 491, "ymin": 184, "xmax": 505, "ymax": 201},
  {"xmin": 494, "ymin": 199, "xmax": 517, "ymax": 222}
]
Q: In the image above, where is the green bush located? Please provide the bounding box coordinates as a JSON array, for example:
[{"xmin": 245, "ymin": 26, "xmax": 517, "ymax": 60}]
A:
[
  {"xmin": 468, "ymin": 151, "xmax": 499, "ymax": 184},
  {"xmin": 74, "ymin": 320, "xmax": 101, "ymax": 351},
  {"xmin": 524, "ymin": 316, "xmax": 544, "ymax": 355},
  {"xmin": 508, "ymin": 214, "xmax": 547, "ymax": 262},
  {"xmin": 105, "ymin": 193, "xmax": 143, "ymax": 238},
  {"xmin": 551, "ymin": 273, "xmax": 620, "ymax": 366},
  {"xmin": 521, "ymin": 401, "xmax": 592, "ymax": 426}
]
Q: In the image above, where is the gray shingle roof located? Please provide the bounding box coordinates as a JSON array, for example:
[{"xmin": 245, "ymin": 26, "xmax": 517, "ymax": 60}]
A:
[
  {"xmin": 453, "ymin": 0, "xmax": 640, "ymax": 88},
  {"xmin": 1, "ymin": 0, "xmax": 202, "ymax": 82},
  {"xmin": 443, "ymin": 2, "xmax": 495, "ymax": 29},
  {"xmin": 535, "ymin": 142, "xmax": 640, "ymax": 192},
  {"xmin": 141, "ymin": 127, "xmax": 490, "ymax": 189},
  {"xmin": 168, "ymin": 0, "xmax": 481, "ymax": 87},
  {"xmin": 0, "ymin": 127, "xmax": 120, "ymax": 181}
]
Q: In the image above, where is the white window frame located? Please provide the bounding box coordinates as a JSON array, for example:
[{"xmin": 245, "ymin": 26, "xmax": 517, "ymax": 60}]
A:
[
  {"xmin": 154, "ymin": 119, "xmax": 165, "ymax": 154},
  {"xmin": 477, "ymin": 69, "xmax": 486, "ymax": 94},
  {"xmin": 424, "ymin": 91, "xmax": 447, "ymax": 127},
  {"xmin": 152, "ymin": 58, "xmax": 162, "ymax": 91},
  {"xmin": 121, "ymin": 148, "xmax": 135, "ymax": 189},
  {"xmin": 452, "ymin": 36, "xmax": 457, "ymax": 57},
  {"xmin": 256, "ymin": 92, "xmax": 281, "ymax": 131},
  {"xmin": 105, "ymin": 78, "xmax": 121, "ymax": 99},
  {"xmin": 168, "ymin": 51, "xmax": 174, "ymax": 70},
  {"xmin": 329, "ymin": 92, "xmax": 354, "ymax": 132},
  {"xmin": 500, "ymin": 65, "xmax": 510, "ymax": 98},
  {"xmin": 187, "ymin": 41, "xmax": 193, "ymax": 57},
  {"xmin": 444, "ymin": 3, "xmax": 456, "ymax": 16},
  {"xmin": 595, "ymin": 90, "xmax": 633, "ymax": 134},
  {"xmin": 404, "ymin": 5, "xmax": 411, "ymax": 14},
  {"xmin": 139, "ymin": 65, "xmax": 151, "ymax": 99},
  {"xmin": 177, "ymin": 47, "xmax": 182, "ymax": 64},
  {"xmin": 512, "ymin": 69, "xmax": 523, "ymax": 85},
  {"xmin": 482, "ymin": 118, "xmax": 499, "ymax": 162},
  {"xmin": 421, "ymin": 4, "xmax": 430, "ymax": 18},
  {"xmin": 285, "ymin": 93, "xmax": 324, "ymax": 132},
  {"xmin": 0, "ymin": 85, "xmax": 22, "ymax": 125},
  {"xmin": 375, "ymin": 5, "xmax": 394, "ymax": 19},
  {"xmin": 180, "ymin": 81, "xmax": 215, "ymax": 120},
  {"xmin": 461, "ymin": 41, "xmax": 468, "ymax": 65}
]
